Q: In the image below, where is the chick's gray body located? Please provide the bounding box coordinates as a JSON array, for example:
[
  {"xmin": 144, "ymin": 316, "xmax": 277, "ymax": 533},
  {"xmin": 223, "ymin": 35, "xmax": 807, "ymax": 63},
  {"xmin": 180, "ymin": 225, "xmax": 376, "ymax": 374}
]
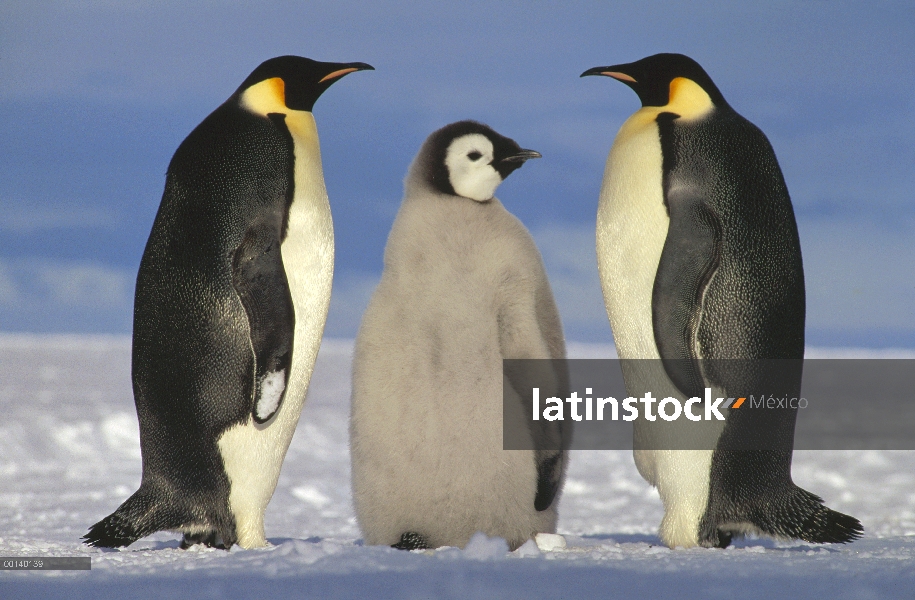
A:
[{"xmin": 351, "ymin": 121, "xmax": 567, "ymax": 551}]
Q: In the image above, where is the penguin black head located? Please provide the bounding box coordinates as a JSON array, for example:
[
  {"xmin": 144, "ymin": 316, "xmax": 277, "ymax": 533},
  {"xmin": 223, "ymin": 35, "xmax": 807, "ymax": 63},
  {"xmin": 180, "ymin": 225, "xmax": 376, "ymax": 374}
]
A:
[
  {"xmin": 235, "ymin": 55, "xmax": 374, "ymax": 112},
  {"xmin": 581, "ymin": 53, "xmax": 727, "ymax": 110},
  {"xmin": 417, "ymin": 120, "xmax": 541, "ymax": 202}
]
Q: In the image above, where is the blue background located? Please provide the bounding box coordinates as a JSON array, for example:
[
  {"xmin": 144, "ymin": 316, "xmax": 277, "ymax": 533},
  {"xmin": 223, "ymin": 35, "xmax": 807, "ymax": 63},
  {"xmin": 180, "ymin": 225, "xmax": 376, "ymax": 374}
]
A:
[{"xmin": 1, "ymin": 1, "xmax": 912, "ymax": 346}]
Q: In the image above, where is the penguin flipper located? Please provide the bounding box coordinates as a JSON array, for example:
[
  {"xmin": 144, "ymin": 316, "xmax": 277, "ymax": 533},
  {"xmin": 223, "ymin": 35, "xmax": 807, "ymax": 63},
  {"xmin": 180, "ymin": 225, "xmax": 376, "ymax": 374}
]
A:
[
  {"xmin": 533, "ymin": 449, "xmax": 564, "ymax": 511},
  {"xmin": 503, "ymin": 359, "xmax": 567, "ymax": 512},
  {"xmin": 652, "ymin": 186, "xmax": 721, "ymax": 397},
  {"xmin": 232, "ymin": 217, "xmax": 295, "ymax": 424},
  {"xmin": 499, "ymin": 273, "xmax": 569, "ymax": 513}
]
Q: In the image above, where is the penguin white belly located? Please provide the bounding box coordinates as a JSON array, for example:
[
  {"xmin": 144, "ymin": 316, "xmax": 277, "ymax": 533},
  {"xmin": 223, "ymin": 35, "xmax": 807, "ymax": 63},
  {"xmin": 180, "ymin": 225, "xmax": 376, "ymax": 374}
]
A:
[
  {"xmin": 218, "ymin": 113, "xmax": 333, "ymax": 548},
  {"xmin": 596, "ymin": 111, "xmax": 714, "ymax": 547}
]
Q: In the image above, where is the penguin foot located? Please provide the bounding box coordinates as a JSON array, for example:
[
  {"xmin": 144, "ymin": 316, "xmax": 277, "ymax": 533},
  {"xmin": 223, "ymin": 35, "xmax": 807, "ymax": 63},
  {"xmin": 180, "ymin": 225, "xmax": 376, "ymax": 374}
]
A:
[
  {"xmin": 181, "ymin": 531, "xmax": 231, "ymax": 550},
  {"xmin": 392, "ymin": 532, "xmax": 430, "ymax": 551}
]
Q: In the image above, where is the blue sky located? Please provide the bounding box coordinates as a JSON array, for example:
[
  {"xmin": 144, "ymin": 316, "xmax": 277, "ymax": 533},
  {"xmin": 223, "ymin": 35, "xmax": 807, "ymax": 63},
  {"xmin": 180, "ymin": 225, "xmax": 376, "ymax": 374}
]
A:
[{"xmin": 1, "ymin": 1, "xmax": 912, "ymax": 346}]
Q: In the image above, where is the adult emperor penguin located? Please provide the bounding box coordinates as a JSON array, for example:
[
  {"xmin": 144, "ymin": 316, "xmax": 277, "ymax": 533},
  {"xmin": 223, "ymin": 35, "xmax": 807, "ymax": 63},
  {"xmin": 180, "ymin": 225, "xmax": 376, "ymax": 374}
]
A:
[
  {"xmin": 350, "ymin": 120, "xmax": 568, "ymax": 551},
  {"xmin": 83, "ymin": 56, "xmax": 373, "ymax": 549},
  {"xmin": 581, "ymin": 53, "xmax": 862, "ymax": 548}
]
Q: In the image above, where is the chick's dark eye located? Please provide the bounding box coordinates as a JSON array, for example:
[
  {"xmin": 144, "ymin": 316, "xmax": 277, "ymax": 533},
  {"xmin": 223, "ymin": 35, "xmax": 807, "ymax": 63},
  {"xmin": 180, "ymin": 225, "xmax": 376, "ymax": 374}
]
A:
[{"xmin": 467, "ymin": 151, "xmax": 483, "ymax": 161}]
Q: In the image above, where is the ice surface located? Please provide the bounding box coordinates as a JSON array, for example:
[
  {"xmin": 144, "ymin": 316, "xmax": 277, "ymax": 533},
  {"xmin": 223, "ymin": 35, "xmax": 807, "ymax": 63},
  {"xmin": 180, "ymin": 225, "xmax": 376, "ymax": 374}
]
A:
[{"xmin": 0, "ymin": 335, "xmax": 913, "ymax": 598}]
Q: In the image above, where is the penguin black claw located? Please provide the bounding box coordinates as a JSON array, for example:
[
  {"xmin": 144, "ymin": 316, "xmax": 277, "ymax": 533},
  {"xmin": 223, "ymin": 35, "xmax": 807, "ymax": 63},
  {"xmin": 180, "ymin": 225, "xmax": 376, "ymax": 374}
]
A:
[{"xmin": 181, "ymin": 531, "xmax": 230, "ymax": 550}]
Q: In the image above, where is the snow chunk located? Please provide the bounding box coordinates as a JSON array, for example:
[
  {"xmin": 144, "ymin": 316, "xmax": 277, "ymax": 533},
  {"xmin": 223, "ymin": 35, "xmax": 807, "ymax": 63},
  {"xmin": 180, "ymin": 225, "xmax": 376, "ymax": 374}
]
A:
[
  {"xmin": 463, "ymin": 532, "xmax": 509, "ymax": 560},
  {"xmin": 514, "ymin": 539, "xmax": 540, "ymax": 558},
  {"xmin": 274, "ymin": 539, "xmax": 340, "ymax": 565},
  {"xmin": 535, "ymin": 533, "xmax": 567, "ymax": 552}
]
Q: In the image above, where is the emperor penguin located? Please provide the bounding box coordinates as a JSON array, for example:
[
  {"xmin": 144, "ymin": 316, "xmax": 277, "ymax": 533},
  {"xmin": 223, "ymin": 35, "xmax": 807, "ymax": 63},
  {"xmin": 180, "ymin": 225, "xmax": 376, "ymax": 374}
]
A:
[
  {"xmin": 350, "ymin": 121, "xmax": 568, "ymax": 551},
  {"xmin": 581, "ymin": 53, "xmax": 862, "ymax": 548},
  {"xmin": 83, "ymin": 56, "xmax": 373, "ymax": 550}
]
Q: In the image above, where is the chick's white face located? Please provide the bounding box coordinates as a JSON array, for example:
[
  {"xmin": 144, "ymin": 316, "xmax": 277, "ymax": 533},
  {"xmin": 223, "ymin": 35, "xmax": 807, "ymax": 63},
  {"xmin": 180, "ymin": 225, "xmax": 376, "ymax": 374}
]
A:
[{"xmin": 444, "ymin": 134, "xmax": 503, "ymax": 202}]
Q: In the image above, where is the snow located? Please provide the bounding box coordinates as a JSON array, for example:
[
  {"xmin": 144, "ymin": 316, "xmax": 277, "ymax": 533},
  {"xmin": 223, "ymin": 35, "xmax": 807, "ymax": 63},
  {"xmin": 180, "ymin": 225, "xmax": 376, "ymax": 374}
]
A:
[{"xmin": 1, "ymin": 334, "xmax": 914, "ymax": 598}]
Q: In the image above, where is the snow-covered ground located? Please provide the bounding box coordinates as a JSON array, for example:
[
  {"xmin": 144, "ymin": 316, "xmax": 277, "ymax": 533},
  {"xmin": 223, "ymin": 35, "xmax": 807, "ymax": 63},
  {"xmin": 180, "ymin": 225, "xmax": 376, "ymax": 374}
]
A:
[{"xmin": 1, "ymin": 335, "xmax": 913, "ymax": 598}]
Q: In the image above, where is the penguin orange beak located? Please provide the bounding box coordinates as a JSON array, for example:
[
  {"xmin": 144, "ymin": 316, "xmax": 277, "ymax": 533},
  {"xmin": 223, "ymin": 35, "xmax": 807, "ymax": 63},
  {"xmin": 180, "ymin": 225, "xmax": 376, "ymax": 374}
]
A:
[
  {"xmin": 319, "ymin": 62, "xmax": 375, "ymax": 83},
  {"xmin": 502, "ymin": 149, "xmax": 542, "ymax": 163},
  {"xmin": 580, "ymin": 66, "xmax": 636, "ymax": 82}
]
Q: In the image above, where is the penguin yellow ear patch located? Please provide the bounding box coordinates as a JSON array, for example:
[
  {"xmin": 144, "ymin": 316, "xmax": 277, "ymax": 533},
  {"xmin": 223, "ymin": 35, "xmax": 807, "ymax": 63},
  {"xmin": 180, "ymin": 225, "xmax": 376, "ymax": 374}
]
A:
[
  {"xmin": 667, "ymin": 77, "xmax": 714, "ymax": 120},
  {"xmin": 240, "ymin": 77, "xmax": 287, "ymax": 116},
  {"xmin": 319, "ymin": 67, "xmax": 359, "ymax": 83}
]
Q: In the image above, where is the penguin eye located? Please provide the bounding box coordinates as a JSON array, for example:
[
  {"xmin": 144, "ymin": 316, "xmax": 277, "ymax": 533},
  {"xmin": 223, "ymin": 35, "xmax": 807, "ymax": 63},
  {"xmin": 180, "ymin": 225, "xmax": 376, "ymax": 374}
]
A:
[{"xmin": 467, "ymin": 151, "xmax": 483, "ymax": 161}]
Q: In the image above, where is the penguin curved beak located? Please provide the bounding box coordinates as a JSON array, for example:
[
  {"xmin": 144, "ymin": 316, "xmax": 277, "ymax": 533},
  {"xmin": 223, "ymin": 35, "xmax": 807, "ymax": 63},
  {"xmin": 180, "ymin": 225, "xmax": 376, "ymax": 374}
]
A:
[
  {"xmin": 580, "ymin": 66, "xmax": 635, "ymax": 82},
  {"xmin": 319, "ymin": 62, "xmax": 375, "ymax": 83},
  {"xmin": 502, "ymin": 149, "xmax": 542, "ymax": 163}
]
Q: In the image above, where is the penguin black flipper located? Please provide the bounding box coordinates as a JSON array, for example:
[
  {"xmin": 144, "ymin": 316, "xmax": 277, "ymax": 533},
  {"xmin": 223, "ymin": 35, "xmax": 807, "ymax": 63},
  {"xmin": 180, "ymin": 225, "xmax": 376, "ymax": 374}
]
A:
[
  {"xmin": 502, "ymin": 358, "xmax": 566, "ymax": 512},
  {"xmin": 652, "ymin": 183, "xmax": 721, "ymax": 399},
  {"xmin": 502, "ymin": 355, "xmax": 567, "ymax": 512},
  {"xmin": 533, "ymin": 450, "xmax": 564, "ymax": 511},
  {"xmin": 231, "ymin": 211, "xmax": 295, "ymax": 424},
  {"xmin": 531, "ymin": 280, "xmax": 571, "ymax": 512},
  {"xmin": 500, "ymin": 266, "xmax": 569, "ymax": 513},
  {"xmin": 231, "ymin": 111, "xmax": 296, "ymax": 424}
]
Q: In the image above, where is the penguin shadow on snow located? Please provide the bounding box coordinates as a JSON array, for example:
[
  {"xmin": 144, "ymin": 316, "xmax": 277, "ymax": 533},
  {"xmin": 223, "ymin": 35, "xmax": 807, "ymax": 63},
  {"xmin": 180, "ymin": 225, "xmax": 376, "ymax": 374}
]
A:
[
  {"xmin": 267, "ymin": 536, "xmax": 324, "ymax": 546},
  {"xmin": 90, "ymin": 538, "xmax": 185, "ymax": 552},
  {"xmin": 582, "ymin": 532, "xmax": 850, "ymax": 553},
  {"xmin": 581, "ymin": 533, "xmax": 662, "ymax": 546}
]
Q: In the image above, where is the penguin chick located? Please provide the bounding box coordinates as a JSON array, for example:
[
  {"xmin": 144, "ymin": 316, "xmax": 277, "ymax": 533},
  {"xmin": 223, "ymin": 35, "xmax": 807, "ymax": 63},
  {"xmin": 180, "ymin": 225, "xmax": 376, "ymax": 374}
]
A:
[
  {"xmin": 83, "ymin": 56, "xmax": 372, "ymax": 550},
  {"xmin": 582, "ymin": 53, "xmax": 862, "ymax": 548},
  {"xmin": 350, "ymin": 120, "xmax": 568, "ymax": 551}
]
